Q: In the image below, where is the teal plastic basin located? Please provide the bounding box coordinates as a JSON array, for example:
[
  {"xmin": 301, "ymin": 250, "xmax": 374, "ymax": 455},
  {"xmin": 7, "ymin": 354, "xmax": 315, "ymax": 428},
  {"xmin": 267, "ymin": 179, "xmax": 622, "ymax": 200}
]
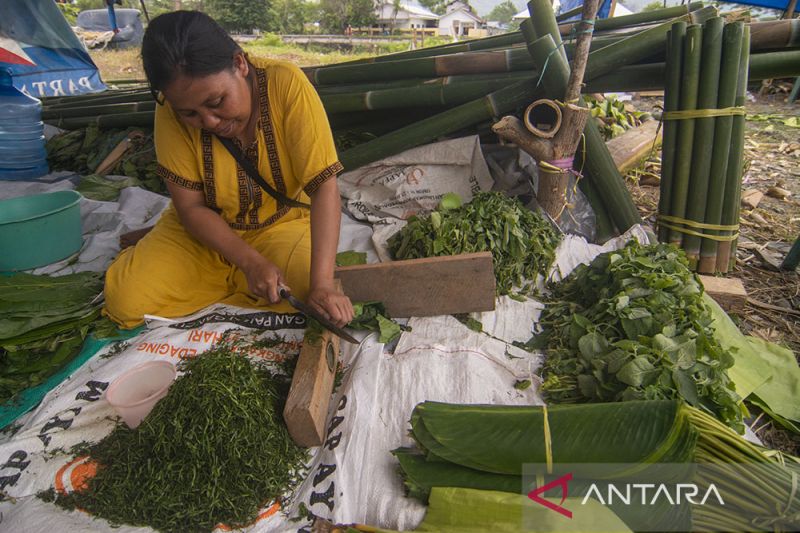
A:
[{"xmin": 0, "ymin": 190, "xmax": 83, "ymax": 271}]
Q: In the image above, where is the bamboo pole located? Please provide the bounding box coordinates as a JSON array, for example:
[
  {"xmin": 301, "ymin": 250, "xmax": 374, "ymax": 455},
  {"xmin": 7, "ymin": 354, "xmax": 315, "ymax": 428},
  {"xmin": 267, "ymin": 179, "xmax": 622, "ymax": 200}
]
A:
[
  {"xmin": 717, "ymin": 26, "xmax": 751, "ymax": 273},
  {"xmin": 667, "ymin": 24, "xmax": 703, "ymax": 247},
  {"xmin": 527, "ymin": 0, "xmax": 569, "ymax": 64},
  {"xmin": 698, "ymin": 22, "xmax": 744, "ymax": 273},
  {"xmin": 657, "ymin": 23, "xmax": 686, "ymax": 243},
  {"xmin": 50, "ymin": 112, "xmax": 155, "ymax": 130},
  {"xmin": 682, "ymin": 17, "xmax": 725, "ymax": 268},
  {"xmin": 42, "ymin": 100, "xmax": 156, "ymax": 120}
]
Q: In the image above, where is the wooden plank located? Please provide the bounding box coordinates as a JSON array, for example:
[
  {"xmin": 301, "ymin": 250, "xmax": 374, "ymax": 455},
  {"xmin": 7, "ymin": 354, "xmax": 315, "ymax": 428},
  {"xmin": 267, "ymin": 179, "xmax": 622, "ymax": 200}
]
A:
[
  {"xmin": 698, "ymin": 275, "xmax": 748, "ymax": 314},
  {"xmin": 335, "ymin": 252, "xmax": 496, "ymax": 318},
  {"xmin": 283, "ymin": 281, "xmax": 343, "ymax": 447},
  {"xmin": 606, "ymin": 119, "xmax": 662, "ymax": 174}
]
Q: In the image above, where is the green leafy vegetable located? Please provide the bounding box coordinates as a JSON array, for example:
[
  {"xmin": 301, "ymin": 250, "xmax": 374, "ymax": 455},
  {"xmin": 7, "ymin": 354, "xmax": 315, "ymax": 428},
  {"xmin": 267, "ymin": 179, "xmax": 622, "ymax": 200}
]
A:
[
  {"xmin": 0, "ymin": 272, "xmax": 105, "ymax": 403},
  {"xmin": 388, "ymin": 191, "xmax": 560, "ymax": 296},
  {"xmin": 43, "ymin": 335, "xmax": 307, "ymax": 533},
  {"xmin": 538, "ymin": 242, "xmax": 743, "ymax": 432}
]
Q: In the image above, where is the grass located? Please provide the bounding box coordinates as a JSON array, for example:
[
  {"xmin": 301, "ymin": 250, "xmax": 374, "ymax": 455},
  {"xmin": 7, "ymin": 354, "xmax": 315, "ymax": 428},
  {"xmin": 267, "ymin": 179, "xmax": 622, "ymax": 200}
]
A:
[{"xmin": 87, "ymin": 37, "xmax": 445, "ymax": 82}]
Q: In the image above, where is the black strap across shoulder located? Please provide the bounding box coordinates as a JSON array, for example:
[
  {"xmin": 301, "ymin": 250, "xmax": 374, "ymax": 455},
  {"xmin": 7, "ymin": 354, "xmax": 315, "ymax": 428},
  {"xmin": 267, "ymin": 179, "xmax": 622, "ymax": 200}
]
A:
[{"xmin": 215, "ymin": 134, "xmax": 310, "ymax": 210}]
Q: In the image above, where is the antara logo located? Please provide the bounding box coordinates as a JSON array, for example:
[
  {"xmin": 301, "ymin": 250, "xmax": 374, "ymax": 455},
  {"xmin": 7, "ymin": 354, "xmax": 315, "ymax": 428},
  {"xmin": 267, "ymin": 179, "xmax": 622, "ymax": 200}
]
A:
[{"xmin": 527, "ymin": 472, "xmax": 725, "ymax": 519}]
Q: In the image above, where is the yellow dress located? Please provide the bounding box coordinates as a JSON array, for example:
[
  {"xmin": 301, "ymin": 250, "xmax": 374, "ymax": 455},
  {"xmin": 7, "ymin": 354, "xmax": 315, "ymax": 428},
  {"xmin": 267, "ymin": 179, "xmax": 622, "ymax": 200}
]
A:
[{"xmin": 104, "ymin": 57, "xmax": 342, "ymax": 328}]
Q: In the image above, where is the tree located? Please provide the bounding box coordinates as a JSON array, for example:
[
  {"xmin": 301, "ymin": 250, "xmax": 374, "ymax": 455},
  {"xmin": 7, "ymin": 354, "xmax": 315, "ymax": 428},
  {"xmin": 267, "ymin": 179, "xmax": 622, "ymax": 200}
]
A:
[
  {"xmin": 205, "ymin": 0, "xmax": 271, "ymax": 32},
  {"xmin": 319, "ymin": 0, "xmax": 376, "ymax": 33},
  {"xmin": 418, "ymin": 0, "xmax": 473, "ymax": 15},
  {"xmin": 268, "ymin": 0, "xmax": 313, "ymax": 34},
  {"xmin": 486, "ymin": 0, "xmax": 518, "ymax": 23}
]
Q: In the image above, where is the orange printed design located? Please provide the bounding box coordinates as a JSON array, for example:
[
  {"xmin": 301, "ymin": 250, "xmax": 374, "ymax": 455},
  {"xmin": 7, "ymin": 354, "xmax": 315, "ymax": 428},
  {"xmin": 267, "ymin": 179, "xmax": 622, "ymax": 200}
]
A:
[
  {"xmin": 55, "ymin": 455, "xmax": 97, "ymax": 495},
  {"xmin": 137, "ymin": 341, "xmax": 198, "ymax": 359},
  {"xmin": 303, "ymin": 161, "xmax": 344, "ymax": 196},
  {"xmin": 156, "ymin": 164, "xmax": 203, "ymax": 191}
]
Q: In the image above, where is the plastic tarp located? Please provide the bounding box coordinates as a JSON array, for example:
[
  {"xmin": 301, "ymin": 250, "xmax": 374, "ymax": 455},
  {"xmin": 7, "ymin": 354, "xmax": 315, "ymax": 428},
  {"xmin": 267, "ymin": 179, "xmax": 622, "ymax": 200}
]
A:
[{"xmin": 0, "ymin": 0, "xmax": 105, "ymax": 97}]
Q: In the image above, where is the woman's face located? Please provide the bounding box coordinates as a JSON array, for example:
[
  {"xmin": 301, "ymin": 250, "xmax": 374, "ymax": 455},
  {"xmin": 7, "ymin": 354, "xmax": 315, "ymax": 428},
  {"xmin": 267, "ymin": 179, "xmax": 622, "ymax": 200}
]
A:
[{"xmin": 162, "ymin": 53, "xmax": 253, "ymax": 139}]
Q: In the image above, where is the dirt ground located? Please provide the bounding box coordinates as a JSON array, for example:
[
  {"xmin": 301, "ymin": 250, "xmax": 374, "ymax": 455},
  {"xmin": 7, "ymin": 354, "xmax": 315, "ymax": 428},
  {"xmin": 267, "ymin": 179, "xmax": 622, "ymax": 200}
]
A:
[{"xmin": 626, "ymin": 92, "xmax": 800, "ymax": 454}]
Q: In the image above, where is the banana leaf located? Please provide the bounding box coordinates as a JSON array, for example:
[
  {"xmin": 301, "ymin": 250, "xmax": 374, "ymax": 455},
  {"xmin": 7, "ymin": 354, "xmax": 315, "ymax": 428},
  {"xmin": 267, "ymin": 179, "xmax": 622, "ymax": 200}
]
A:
[
  {"xmin": 0, "ymin": 273, "xmax": 104, "ymax": 340},
  {"xmin": 409, "ymin": 400, "xmax": 697, "ymax": 477}
]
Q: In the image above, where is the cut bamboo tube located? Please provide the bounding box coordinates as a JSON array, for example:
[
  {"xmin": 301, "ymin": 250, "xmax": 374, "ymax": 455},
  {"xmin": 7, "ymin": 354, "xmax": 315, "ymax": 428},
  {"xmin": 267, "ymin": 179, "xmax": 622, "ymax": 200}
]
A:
[
  {"xmin": 523, "ymin": 99, "xmax": 562, "ymax": 139},
  {"xmin": 683, "ymin": 17, "xmax": 725, "ymax": 268},
  {"xmin": 657, "ymin": 22, "xmax": 687, "ymax": 243},
  {"xmin": 698, "ymin": 22, "xmax": 744, "ymax": 274},
  {"xmin": 667, "ymin": 24, "xmax": 703, "ymax": 247},
  {"xmin": 717, "ymin": 27, "xmax": 750, "ymax": 273}
]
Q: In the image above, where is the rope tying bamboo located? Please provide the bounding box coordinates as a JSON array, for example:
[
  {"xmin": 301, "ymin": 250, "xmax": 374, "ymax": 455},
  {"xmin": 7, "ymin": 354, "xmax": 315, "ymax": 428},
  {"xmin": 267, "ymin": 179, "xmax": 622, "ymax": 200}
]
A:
[
  {"xmin": 662, "ymin": 106, "xmax": 746, "ymax": 120},
  {"xmin": 751, "ymin": 470, "xmax": 799, "ymax": 529},
  {"xmin": 657, "ymin": 221, "xmax": 739, "ymax": 241},
  {"xmin": 657, "ymin": 214, "xmax": 739, "ymax": 231},
  {"xmin": 542, "ymin": 405, "xmax": 553, "ymax": 474}
]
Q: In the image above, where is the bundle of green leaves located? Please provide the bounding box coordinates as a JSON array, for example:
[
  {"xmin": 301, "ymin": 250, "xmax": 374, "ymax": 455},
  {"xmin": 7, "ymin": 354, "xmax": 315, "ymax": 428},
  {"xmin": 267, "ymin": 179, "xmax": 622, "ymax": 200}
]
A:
[
  {"xmin": 537, "ymin": 242, "xmax": 743, "ymax": 432},
  {"xmin": 387, "ymin": 192, "xmax": 561, "ymax": 296},
  {"xmin": 45, "ymin": 338, "xmax": 307, "ymax": 533},
  {"xmin": 586, "ymin": 95, "xmax": 650, "ymax": 141},
  {"xmin": 0, "ymin": 272, "xmax": 105, "ymax": 403}
]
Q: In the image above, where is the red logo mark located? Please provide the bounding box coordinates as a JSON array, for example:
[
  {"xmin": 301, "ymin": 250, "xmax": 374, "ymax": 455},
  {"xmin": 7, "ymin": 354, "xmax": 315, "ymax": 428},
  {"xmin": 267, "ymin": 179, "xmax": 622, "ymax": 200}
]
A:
[{"xmin": 527, "ymin": 472, "xmax": 573, "ymax": 518}]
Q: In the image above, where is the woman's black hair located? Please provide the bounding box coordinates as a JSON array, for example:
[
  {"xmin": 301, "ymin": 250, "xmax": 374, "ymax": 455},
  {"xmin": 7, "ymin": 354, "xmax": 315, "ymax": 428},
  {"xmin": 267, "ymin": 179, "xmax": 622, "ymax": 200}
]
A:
[{"xmin": 141, "ymin": 11, "xmax": 243, "ymax": 103}]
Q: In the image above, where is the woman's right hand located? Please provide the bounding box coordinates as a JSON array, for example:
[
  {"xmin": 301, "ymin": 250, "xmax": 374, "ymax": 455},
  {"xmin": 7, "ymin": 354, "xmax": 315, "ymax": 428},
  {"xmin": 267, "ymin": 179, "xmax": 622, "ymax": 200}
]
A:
[{"xmin": 241, "ymin": 255, "xmax": 286, "ymax": 304}]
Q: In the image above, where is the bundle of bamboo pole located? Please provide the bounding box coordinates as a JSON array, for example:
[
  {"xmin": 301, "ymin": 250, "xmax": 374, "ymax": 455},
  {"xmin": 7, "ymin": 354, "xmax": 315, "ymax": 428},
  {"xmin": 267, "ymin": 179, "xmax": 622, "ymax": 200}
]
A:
[
  {"xmin": 657, "ymin": 18, "xmax": 750, "ymax": 273},
  {"xmin": 40, "ymin": 4, "xmax": 800, "ymax": 241}
]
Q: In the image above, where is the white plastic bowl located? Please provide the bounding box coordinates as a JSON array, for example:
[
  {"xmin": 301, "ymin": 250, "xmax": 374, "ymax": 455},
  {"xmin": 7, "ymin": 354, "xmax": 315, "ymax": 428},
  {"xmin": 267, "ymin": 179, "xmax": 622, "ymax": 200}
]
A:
[{"xmin": 106, "ymin": 361, "xmax": 177, "ymax": 428}]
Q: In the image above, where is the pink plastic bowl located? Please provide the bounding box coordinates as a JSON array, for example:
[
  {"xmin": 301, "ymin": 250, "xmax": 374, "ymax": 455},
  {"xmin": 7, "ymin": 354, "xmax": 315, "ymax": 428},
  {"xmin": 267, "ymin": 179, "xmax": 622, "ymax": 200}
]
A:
[{"xmin": 106, "ymin": 361, "xmax": 177, "ymax": 428}]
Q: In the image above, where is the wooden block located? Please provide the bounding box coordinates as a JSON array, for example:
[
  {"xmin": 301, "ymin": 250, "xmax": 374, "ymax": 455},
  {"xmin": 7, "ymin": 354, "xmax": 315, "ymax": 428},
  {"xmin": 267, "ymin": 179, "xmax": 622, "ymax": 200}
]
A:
[
  {"xmin": 283, "ymin": 279, "xmax": 344, "ymax": 447},
  {"xmin": 741, "ymin": 189, "xmax": 764, "ymax": 209},
  {"xmin": 283, "ymin": 329, "xmax": 340, "ymax": 447},
  {"xmin": 698, "ymin": 275, "xmax": 748, "ymax": 314},
  {"xmin": 606, "ymin": 120, "xmax": 662, "ymax": 175},
  {"xmin": 335, "ymin": 252, "xmax": 496, "ymax": 318}
]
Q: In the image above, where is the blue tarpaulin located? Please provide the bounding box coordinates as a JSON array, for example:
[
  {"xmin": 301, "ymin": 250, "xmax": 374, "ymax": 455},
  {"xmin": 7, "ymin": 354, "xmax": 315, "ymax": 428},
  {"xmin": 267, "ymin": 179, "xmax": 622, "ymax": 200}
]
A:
[{"xmin": 0, "ymin": 0, "xmax": 105, "ymax": 98}]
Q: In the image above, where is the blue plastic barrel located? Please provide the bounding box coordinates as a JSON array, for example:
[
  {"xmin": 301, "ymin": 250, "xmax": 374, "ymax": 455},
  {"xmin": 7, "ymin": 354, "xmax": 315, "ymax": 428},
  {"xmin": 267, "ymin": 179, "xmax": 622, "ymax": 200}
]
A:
[{"xmin": 0, "ymin": 70, "xmax": 49, "ymax": 180}]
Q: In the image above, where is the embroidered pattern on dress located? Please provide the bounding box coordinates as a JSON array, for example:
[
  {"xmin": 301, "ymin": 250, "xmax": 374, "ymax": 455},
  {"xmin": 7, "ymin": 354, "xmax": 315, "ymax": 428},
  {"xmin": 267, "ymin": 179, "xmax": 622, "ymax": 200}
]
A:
[
  {"xmin": 200, "ymin": 130, "xmax": 218, "ymax": 210},
  {"xmin": 303, "ymin": 161, "xmax": 344, "ymax": 196},
  {"xmin": 156, "ymin": 164, "xmax": 203, "ymax": 190}
]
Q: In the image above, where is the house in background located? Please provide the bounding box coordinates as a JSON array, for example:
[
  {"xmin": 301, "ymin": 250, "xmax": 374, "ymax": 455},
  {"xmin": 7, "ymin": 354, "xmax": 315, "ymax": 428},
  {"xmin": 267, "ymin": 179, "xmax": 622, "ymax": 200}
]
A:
[
  {"xmin": 438, "ymin": 1, "xmax": 485, "ymax": 37},
  {"xmin": 373, "ymin": 1, "xmax": 439, "ymax": 33}
]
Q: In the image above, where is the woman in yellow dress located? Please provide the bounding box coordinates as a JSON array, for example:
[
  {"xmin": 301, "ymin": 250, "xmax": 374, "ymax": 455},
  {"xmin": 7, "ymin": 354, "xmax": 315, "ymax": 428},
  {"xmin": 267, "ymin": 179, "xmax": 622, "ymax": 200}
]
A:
[{"xmin": 104, "ymin": 11, "xmax": 354, "ymax": 329}]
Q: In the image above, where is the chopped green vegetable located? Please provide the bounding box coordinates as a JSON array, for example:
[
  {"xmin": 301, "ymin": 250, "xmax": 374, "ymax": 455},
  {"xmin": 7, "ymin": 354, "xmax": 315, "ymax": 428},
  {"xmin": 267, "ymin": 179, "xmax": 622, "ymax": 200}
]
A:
[
  {"xmin": 537, "ymin": 242, "xmax": 742, "ymax": 431},
  {"xmin": 513, "ymin": 379, "xmax": 531, "ymax": 390},
  {"xmin": 44, "ymin": 335, "xmax": 307, "ymax": 533},
  {"xmin": 388, "ymin": 191, "xmax": 560, "ymax": 296}
]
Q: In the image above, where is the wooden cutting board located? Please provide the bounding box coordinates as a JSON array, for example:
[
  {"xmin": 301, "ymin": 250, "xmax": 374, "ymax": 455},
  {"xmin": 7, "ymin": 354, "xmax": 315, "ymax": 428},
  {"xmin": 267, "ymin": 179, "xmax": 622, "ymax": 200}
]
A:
[{"xmin": 334, "ymin": 252, "xmax": 496, "ymax": 318}]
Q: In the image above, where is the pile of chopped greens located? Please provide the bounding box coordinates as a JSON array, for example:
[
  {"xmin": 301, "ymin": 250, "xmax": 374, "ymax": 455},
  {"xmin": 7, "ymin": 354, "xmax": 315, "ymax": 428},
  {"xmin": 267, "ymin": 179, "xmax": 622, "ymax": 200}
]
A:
[
  {"xmin": 0, "ymin": 272, "xmax": 105, "ymax": 403},
  {"xmin": 44, "ymin": 337, "xmax": 307, "ymax": 533},
  {"xmin": 537, "ymin": 242, "xmax": 743, "ymax": 432},
  {"xmin": 387, "ymin": 191, "xmax": 561, "ymax": 296}
]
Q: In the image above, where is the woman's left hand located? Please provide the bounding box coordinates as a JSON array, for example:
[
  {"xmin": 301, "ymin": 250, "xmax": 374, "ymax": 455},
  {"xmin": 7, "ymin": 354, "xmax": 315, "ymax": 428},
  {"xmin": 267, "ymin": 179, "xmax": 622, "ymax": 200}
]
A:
[{"xmin": 306, "ymin": 284, "xmax": 354, "ymax": 329}]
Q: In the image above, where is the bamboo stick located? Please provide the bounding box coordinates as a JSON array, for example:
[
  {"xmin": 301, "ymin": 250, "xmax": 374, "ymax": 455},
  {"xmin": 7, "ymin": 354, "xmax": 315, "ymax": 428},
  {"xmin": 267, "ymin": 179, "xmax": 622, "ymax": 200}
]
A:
[
  {"xmin": 42, "ymin": 101, "xmax": 155, "ymax": 120},
  {"xmin": 667, "ymin": 24, "xmax": 703, "ymax": 247},
  {"xmin": 698, "ymin": 22, "xmax": 744, "ymax": 273},
  {"xmin": 527, "ymin": 0, "xmax": 569, "ymax": 64},
  {"xmin": 717, "ymin": 26, "xmax": 750, "ymax": 273},
  {"xmin": 657, "ymin": 23, "xmax": 686, "ymax": 243},
  {"xmin": 682, "ymin": 17, "xmax": 725, "ymax": 268},
  {"xmin": 50, "ymin": 112, "xmax": 155, "ymax": 129}
]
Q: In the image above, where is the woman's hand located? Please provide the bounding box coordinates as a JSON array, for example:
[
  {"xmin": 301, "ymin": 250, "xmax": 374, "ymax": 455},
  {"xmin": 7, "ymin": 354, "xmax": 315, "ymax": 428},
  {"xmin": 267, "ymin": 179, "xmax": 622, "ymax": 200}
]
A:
[
  {"xmin": 241, "ymin": 255, "xmax": 286, "ymax": 304},
  {"xmin": 307, "ymin": 283, "xmax": 354, "ymax": 328}
]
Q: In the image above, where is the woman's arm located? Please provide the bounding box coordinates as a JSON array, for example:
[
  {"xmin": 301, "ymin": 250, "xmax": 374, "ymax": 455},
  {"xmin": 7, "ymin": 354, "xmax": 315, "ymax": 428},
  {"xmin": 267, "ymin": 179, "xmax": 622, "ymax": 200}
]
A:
[
  {"xmin": 166, "ymin": 181, "xmax": 286, "ymax": 304},
  {"xmin": 306, "ymin": 178, "xmax": 354, "ymax": 327}
]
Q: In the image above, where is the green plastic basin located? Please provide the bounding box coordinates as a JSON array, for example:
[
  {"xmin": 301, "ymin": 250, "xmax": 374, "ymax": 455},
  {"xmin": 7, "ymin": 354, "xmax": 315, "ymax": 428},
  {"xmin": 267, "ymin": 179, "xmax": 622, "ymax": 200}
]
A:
[{"xmin": 0, "ymin": 190, "xmax": 83, "ymax": 271}]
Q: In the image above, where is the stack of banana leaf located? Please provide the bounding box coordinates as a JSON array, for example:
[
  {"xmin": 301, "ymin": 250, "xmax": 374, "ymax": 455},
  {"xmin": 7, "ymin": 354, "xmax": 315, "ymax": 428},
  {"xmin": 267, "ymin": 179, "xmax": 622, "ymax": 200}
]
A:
[
  {"xmin": 0, "ymin": 273, "xmax": 108, "ymax": 404},
  {"xmin": 46, "ymin": 124, "xmax": 165, "ymax": 197},
  {"xmin": 395, "ymin": 400, "xmax": 800, "ymax": 531},
  {"xmin": 40, "ymin": 3, "xmax": 800, "ymax": 237}
]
